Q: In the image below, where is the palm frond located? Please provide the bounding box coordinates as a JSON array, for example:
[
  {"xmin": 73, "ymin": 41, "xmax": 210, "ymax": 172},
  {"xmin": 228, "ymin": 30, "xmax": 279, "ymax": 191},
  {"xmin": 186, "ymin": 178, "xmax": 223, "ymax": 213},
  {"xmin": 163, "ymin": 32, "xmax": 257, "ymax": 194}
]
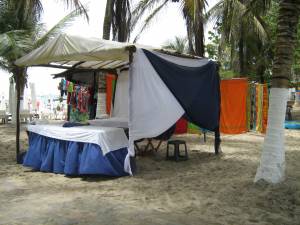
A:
[
  {"xmin": 131, "ymin": 0, "xmax": 162, "ymax": 31},
  {"xmin": 133, "ymin": 0, "xmax": 169, "ymax": 43},
  {"xmin": 34, "ymin": 7, "xmax": 87, "ymax": 48},
  {"xmin": 0, "ymin": 30, "xmax": 33, "ymax": 61},
  {"xmin": 205, "ymin": 0, "xmax": 224, "ymax": 24},
  {"xmin": 57, "ymin": 0, "xmax": 89, "ymax": 21},
  {"xmin": 247, "ymin": 0, "xmax": 271, "ymax": 14},
  {"xmin": 0, "ymin": 58, "xmax": 10, "ymax": 72},
  {"xmin": 162, "ymin": 36, "xmax": 188, "ymax": 53}
]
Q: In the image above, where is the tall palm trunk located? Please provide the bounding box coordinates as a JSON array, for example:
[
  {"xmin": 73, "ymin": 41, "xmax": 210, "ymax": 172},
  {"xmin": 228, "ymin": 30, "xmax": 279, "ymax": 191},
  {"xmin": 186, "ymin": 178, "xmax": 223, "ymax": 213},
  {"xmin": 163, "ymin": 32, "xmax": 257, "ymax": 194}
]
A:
[
  {"xmin": 255, "ymin": 0, "xmax": 300, "ymax": 184},
  {"xmin": 103, "ymin": 0, "xmax": 115, "ymax": 40},
  {"xmin": 239, "ymin": 27, "xmax": 245, "ymax": 76},
  {"xmin": 186, "ymin": 19, "xmax": 195, "ymax": 55},
  {"xmin": 13, "ymin": 66, "xmax": 26, "ymax": 163},
  {"xmin": 113, "ymin": 0, "xmax": 131, "ymax": 42},
  {"xmin": 194, "ymin": 0, "xmax": 205, "ymax": 57}
]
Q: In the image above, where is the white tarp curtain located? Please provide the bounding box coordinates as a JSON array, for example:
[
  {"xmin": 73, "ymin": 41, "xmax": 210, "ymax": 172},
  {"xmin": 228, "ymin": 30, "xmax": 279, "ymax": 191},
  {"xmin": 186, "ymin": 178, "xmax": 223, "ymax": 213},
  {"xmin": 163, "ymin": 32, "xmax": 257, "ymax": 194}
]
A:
[
  {"xmin": 124, "ymin": 49, "xmax": 210, "ymax": 173},
  {"xmin": 112, "ymin": 70, "xmax": 129, "ymax": 119}
]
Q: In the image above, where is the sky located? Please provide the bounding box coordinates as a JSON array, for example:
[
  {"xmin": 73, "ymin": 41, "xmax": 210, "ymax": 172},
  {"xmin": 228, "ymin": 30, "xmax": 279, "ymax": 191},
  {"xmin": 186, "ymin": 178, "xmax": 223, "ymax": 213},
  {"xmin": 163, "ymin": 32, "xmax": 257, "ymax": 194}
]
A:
[{"xmin": 0, "ymin": 0, "xmax": 219, "ymax": 99}]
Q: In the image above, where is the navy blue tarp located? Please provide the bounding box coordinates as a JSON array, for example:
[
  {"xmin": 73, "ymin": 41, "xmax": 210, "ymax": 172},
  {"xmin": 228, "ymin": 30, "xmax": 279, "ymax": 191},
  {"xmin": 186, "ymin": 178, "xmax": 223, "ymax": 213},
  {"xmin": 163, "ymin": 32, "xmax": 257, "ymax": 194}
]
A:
[{"xmin": 143, "ymin": 49, "xmax": 220, "ymax": 132}]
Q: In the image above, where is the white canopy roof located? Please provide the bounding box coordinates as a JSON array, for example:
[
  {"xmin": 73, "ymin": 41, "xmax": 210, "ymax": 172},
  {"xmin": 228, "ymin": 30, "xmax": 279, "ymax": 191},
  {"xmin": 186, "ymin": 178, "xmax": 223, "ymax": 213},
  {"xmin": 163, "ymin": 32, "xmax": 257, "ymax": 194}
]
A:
[
  {"xmin": 15, "ymin": 33, "xmax": 199, "ymax": 70},
  {"xmin": 15, "ymin": 34, "xmax": 140, "ymax": 70}
]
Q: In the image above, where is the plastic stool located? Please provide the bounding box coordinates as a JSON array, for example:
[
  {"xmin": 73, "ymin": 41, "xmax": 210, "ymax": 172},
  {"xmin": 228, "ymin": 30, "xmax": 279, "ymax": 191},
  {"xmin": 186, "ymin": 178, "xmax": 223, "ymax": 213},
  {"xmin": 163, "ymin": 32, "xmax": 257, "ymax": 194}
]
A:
[{"xmin": 166, "ymin": 140, "xmax": 188, "ymax": 161}]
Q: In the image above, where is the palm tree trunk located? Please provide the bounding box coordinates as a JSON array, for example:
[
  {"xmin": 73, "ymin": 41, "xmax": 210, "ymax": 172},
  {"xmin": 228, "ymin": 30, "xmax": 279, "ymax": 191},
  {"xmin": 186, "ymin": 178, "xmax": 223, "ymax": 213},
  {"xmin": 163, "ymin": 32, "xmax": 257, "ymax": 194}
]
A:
[
  {"xmin": 184, "ymin": 11, "xmax": 195, "ymax": 55},
  {"xmin": 12, "ymin": 66, "xmax": 27, "ymax": 163},
  {"xmin": 194, "ymin": 0, "xmax": 205, "ymax": 57},
  {"xmin": 254, "ymin": 0, "xmax": 300, "ymax": 184},
  {"xmin": 14, "ymin": 68, "xmax": 21, "ymax": 163},
  {"xmin": 239, "ymin": 24, "xmax": 245, "ymax": 76},
  {"xmin": 103, "ymin": 0, "xmax": 115, "ymax": 40}
]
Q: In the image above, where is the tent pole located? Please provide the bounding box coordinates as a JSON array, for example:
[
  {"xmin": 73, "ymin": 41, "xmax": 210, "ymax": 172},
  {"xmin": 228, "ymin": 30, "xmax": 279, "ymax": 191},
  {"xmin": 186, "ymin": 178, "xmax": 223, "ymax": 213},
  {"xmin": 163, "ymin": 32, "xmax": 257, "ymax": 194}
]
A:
[
  {"xmin": 215, "ymin": 62, "xmax": 221, "ymax": 155},
  {"xmin": 15, "ymin": 68, "xmax": 21, "ymax": 163},
  {"xmin": 214, "ymin": 128, "xmax": 220, "ymax": 154}
]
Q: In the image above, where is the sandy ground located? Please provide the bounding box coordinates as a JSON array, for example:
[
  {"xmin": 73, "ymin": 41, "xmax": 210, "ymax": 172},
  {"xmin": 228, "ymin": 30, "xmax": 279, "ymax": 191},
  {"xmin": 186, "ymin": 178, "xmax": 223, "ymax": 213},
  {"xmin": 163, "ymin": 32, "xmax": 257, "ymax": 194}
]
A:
[{"xmin": 0, "ymin": 123, "xmax": 299, "ymax": 225}]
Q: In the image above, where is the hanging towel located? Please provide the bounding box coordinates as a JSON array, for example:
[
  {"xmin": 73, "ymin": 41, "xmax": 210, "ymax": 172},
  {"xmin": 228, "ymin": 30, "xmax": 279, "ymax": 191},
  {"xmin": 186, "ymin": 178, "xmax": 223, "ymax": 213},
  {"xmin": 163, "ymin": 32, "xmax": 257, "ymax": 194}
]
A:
[{"xmin": 220, "ymin": 79, "xmax": 248, "ymax": 134}]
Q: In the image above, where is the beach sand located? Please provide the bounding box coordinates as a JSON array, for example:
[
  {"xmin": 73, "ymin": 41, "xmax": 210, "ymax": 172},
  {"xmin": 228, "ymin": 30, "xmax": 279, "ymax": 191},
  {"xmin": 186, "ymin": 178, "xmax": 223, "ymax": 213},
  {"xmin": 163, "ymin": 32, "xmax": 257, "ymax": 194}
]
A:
[{"xmin": 0, "ymin": 123, "xmax": 299, "ymax": 225}]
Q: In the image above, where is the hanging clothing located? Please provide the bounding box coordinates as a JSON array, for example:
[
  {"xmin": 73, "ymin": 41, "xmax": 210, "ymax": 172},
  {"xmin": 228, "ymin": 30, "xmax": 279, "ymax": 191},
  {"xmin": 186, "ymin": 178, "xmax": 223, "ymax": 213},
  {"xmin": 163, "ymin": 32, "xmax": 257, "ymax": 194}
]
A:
[
  {"xmin": 220, "ymin": 79, "xmax": 248, "ymax": 134},
  {"xmin": 67, "ymin": 82, "xmax": 74, "ymax": 93}
]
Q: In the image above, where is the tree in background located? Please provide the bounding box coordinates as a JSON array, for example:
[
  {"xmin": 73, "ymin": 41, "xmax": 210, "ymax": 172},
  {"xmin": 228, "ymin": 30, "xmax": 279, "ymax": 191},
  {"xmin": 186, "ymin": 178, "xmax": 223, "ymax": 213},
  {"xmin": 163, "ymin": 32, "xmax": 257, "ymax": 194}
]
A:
[
  {"xmin": 102, "ymin": 0, "xmax": 132, "ymax": 42},
  {"xmin": 0, "ymin": 0, "xmax": 86, "ymax": 162},
  {"xmin": 207, "ymin": 0, "xmax": 270, "ymax": 78},
  {"xmin": 131, "ymin": 0, "xmax": 207, "ymax": 57},
  {"xmin": 162, "ymin": 36, "xmax": 188, "ymax": 53}
]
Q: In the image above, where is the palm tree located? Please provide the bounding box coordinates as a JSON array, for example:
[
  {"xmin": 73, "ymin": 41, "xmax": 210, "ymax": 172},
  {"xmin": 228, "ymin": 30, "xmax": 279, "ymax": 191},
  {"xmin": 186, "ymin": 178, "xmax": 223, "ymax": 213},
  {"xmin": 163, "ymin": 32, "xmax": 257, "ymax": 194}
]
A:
[
  {"xmin": 207, "ymin": 0, "xmax": 269, "ymax": 76},
  {"xmin": 102, "ymin": 0, "xmax": 131, "ymax": 42},
  {"xmin": 0, "ymin": 0, "xmax": 86, "ymax": 162},
  {"xmin": 255, "ymin": 0, "xmax": 300, "ymax": 183},
  {"xmin": 162, "ymin": 36, "xmax": 188, "ymax": 53},
  {"xmin": 103, "ymin": 0, "xmax": 114, "ymax": 40},
  {"xmin": 131, "ymin": 0, "xmax": 207, "ymax": 57}
]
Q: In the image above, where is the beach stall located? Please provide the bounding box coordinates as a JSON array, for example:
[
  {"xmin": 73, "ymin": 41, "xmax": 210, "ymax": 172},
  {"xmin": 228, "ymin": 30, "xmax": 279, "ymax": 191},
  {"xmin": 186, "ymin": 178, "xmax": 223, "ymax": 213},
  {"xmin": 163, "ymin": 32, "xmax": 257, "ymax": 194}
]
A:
[{"xmin": 15, "ymin": 34, "xmax": 221, "ymax": 176}]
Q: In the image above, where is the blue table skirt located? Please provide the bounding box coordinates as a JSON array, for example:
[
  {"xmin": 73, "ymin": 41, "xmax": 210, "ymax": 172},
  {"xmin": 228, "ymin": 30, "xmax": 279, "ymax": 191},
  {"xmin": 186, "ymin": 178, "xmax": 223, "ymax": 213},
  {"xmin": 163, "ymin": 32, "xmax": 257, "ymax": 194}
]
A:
[{"xmin": 23, "ymin": 132, "xmax": 129, "ymax": 176}]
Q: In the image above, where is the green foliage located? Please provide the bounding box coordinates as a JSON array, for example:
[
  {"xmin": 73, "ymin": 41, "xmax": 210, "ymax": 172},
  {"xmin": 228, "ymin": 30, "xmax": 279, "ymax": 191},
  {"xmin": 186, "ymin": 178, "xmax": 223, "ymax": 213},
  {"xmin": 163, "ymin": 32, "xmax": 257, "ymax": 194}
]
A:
[
  {"xmin": 0, "ymin": 0, "xmax": 86, "ymax": 75},
  {"xmin": 292, "ymin": 21, "xmax": 300, "ymax": 82},
  {"xmin": 132, "ymin": 0, "xmax": 207, "ymax": 55},
  {"xmin": 219, "ymin": 69, "xmax": 237, "ymax": 79},
  {"xmin": 205, "ymin": 29, "xmax": 219, "ymax": 60},
  {"xmin": 162, "ymin": 36, "xmax": 188, "ymax": 54}
]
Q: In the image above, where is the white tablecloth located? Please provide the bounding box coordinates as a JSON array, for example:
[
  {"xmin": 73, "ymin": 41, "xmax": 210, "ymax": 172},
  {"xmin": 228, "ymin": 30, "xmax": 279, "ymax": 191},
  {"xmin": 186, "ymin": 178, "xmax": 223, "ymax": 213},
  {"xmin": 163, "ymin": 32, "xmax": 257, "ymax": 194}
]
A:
[
  {"xmin": 27, "ymin": 124, "xmax": 129, "ymax": 155},
  {"xmin": 88, "ymin": 117, "xmax": 128, "ymax": 128}
]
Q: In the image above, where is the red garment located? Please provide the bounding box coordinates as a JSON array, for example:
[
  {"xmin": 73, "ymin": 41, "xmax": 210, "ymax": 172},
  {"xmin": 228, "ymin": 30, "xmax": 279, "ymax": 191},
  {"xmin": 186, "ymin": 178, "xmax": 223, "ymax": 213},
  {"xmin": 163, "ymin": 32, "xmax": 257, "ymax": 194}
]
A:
[
  {"xmin": 67, "ymin": 92, "xmax": 71, "ymax": 104},
  {"xmin": 175, "ymin": 118, "xmax": 188, "ymax": 134}
]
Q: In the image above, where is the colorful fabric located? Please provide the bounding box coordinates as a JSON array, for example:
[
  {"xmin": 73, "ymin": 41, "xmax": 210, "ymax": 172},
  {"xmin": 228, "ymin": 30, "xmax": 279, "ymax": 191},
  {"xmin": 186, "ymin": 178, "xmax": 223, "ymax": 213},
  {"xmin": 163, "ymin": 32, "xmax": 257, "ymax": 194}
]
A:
[
  {"xmin": 220, "ymin": 79, "xmax": 248, "ymax": 134},
  {"xmin": 70, "ymin": 108, "xmax": 89, "ymax": 122},
  {"xmin": 63, "ymin": 79, "xmax": 67, "ymax": 90},
  {"xmin": 67, "ymin": 81, "xmax": 74, "ymax": 93},
  {"xmin": 246, "ymin": 84, "xmax": 251, "ymax": 130},
  {"xmin": 106, "ymin": 74, "xmax": 116, "ymax": 115},
  {"xmin": 174, "ymin": 117, "xmax": 188, "ymax": 134},
  {"xmin": 256, "ymin": 84, "xmax": 264, "ymax": 132},
  {"xmin": 250, "ymin": 83, "xmax": 256, "ymax": 130},
  {"xmin": 187, "ymin": 122, "xmax": 201, "ymax": 134},
  {"xmin": 65, "ymin": 83, "xmax": 93, "ymax": 122}
]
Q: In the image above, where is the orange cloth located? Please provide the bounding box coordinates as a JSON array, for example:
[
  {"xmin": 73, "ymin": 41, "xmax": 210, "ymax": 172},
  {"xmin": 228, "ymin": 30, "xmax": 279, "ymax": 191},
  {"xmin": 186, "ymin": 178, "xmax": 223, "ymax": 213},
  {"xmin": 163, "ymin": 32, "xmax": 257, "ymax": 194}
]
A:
[
  {"xmin": 262, "ymin": 84, "xmax": 269, "ymax": 133},
  {"xmin": 106, "ymin": 74, "xmax": 116, "ymax": 115},
  {"xmin": 220, "ymin": 79, "xmax": 248, "ymax": 134}
]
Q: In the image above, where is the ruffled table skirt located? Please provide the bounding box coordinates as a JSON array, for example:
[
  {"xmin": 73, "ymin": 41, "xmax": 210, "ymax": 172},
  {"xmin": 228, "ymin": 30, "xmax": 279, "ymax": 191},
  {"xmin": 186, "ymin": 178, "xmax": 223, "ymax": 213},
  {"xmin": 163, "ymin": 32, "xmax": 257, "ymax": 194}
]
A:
[{"xmin": 23, "ymin": 132, "xmax": 129, "ymax": 176}]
